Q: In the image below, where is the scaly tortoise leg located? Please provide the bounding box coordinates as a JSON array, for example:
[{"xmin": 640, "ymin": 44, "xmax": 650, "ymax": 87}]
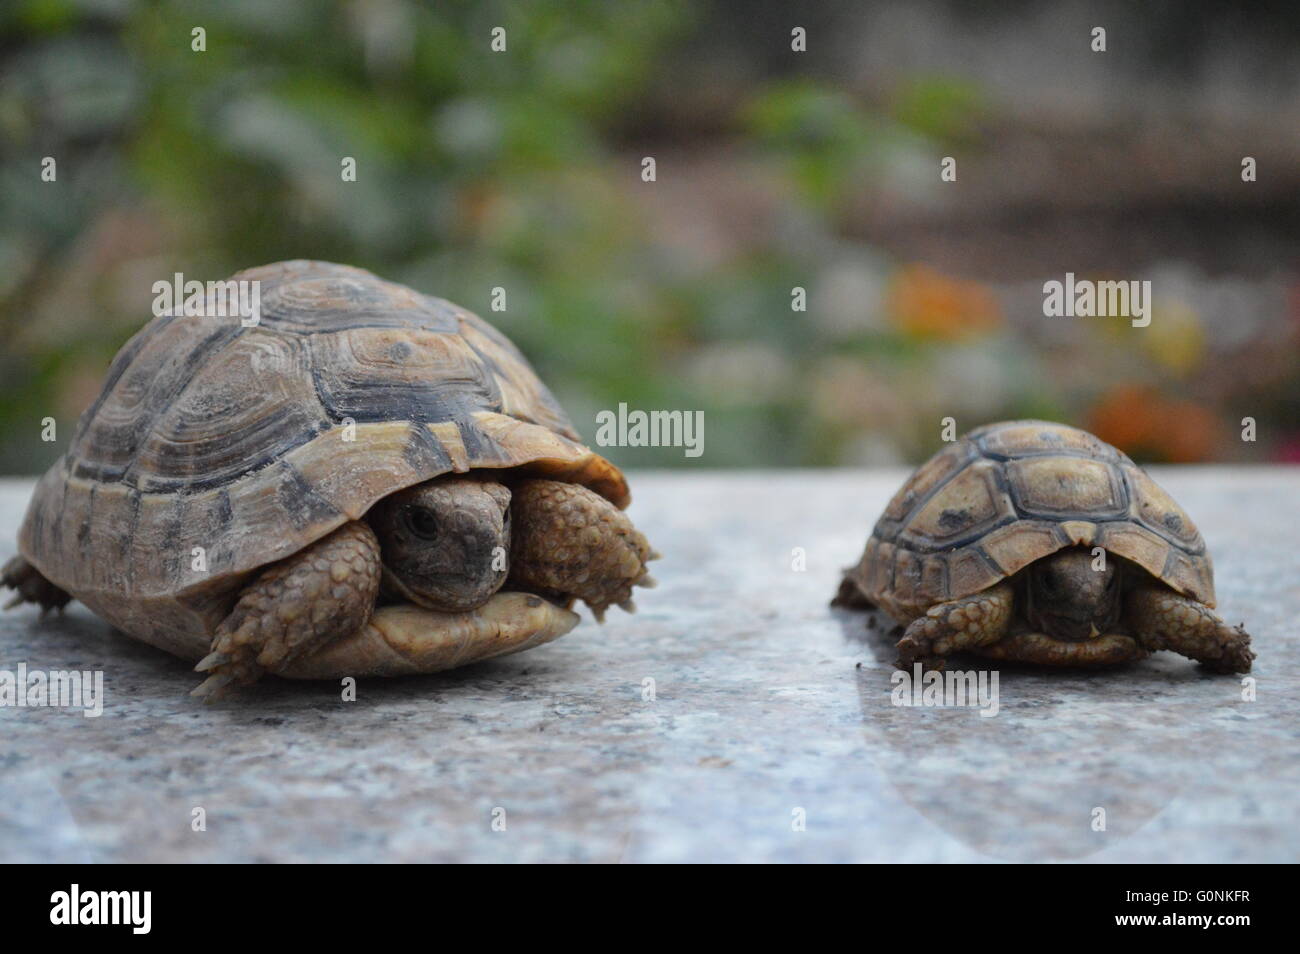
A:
[
  {"xmin": 507, "ymin": 479, "xmax": 658, "ymax": 621},
  {"xmin": 192, "ymin": 521, "xmax": 382, "ymax": 699},
  {"xmin": 2, "ymin": 555, "xmax": 71, "ymax": 614},
  {"xmin": 831, "ymin": 575, "xmax": 874, "ymax": 609},
  {"xmin": 895, "ymin": 581, "xmax": 1014, "ymax": 670},
  {"xmin": 1126, "ymin": 583, "xmax": 1255, "ymax": 674}
]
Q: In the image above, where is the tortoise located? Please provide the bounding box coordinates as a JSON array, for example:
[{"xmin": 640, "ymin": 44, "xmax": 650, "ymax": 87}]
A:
[
  {"xmin": 2, "ymin": 260, "xmax": 658, "ymax": 698},
  {"xmin": 834, "ymin": 420, "xmax": 1254, "ymax": 673}
]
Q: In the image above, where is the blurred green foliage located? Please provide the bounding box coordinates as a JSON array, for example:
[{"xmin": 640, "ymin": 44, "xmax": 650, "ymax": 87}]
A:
[
  {"xmin": 1, "ymin": 0, "xmax": 1296, "ymax": 475},
  {"xmin": 1, "ymin": 0, "xmax": 696, "ymax": 472}
]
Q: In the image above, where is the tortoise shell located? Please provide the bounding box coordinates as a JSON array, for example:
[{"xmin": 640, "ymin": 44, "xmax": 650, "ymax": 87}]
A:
[
  {"xmin": 17, "ymin": 260, "xmax": 626, "ymax": 659},
  {"xmin": 843, "ymin": 420, "xmax": 1214, "ymax": 622}
]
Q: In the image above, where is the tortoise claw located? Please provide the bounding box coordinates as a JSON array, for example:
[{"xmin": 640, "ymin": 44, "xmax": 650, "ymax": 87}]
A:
[
  {"xmin": 190, "ymin": 672, "xmax": 235, "ymax": 701},
  {"xmin": 1, "ymin": 555, "xmax": 72, "ymax": 613},
  {"xmin": 194, "ymin": 650, "xmax": 232, "ymax": 673}
]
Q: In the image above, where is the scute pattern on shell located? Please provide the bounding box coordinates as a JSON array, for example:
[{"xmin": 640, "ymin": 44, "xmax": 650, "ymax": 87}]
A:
[
  {"xmin": 845, "ymin": 420, "xmax": 1214, "ymax": 622},
  {"xmin": 18, "ymin": 262, "xmax": 628, "ymax": 659}
]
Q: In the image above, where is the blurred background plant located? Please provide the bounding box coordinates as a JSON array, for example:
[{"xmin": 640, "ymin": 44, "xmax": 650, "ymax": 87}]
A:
[{"xmin": 2, "ymin": 0, "xmax": 1298, "ymax": 474}]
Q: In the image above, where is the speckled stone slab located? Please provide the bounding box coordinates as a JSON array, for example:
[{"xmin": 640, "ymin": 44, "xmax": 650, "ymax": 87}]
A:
[{"xmin": 1, "ymin": 469, "xmax": 1296, "ymax": 863}]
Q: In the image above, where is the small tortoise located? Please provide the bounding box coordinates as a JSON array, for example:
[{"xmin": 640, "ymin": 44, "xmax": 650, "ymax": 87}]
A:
[
  {"xmin": 3, "ymin": 261, "xmax": 657, "ymax": 698},
  {"xmin": 835, "ymin": 420, "xmax": 1254, "ymax": 673}
]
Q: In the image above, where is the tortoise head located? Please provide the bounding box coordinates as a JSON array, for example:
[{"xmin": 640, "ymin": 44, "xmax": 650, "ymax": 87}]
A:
[
  {"xmin": 1025, "ymin": 547, "xmax": 1121, "ymax": 641},
  {"xmin": 368, "ymin": 477, "xmax": 511, "ymax": 612}
]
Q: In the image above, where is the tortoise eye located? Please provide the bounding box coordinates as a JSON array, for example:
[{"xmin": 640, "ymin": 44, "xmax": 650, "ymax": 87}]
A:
[{"xmin": 406, "ymin": 507, "xmax": 439, "ymax": 541}]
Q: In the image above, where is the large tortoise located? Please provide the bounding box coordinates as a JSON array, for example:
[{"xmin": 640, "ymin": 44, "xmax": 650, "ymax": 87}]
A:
[
  {"xmin": 835, "ymin": 420, "xmax": 1254, "ymax": 673},
  {"xmin": 2, "ymin": 261, "xmax": 657, "ymax": 698}
]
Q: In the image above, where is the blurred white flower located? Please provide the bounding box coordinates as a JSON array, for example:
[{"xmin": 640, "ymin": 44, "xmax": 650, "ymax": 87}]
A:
[
  {"xmin": 686, "ymin": 342, "xmax": 795, "ymax": 406},
  {"xmin": 812, "ymin": 252, "xmax": 891, "ymax": 339}
]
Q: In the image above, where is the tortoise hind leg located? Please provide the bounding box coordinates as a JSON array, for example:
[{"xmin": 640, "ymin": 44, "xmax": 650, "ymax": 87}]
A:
[
  {"xmin": 2, "ymin": 555, "xmax": 72, "ymax": 614},
  {"xmin": 895, "ymin": 581, "xmax": 1014, "ymax": 669},
  {"xmin": 192, "ymin": 521, "xmax": 382, "ymax": 700},
  {"xmin": 831, "ymin": 575, "xmax": 874, "ymax": 609},
  {"xmin": 1126, "ymin": 583, "xmax": 1254, "ymax": 674}
]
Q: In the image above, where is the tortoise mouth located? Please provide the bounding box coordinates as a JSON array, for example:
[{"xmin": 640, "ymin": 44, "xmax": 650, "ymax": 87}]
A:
[{"xmin": 1026, "ymin": 610, "xmax": 1106, "ymax": 642}]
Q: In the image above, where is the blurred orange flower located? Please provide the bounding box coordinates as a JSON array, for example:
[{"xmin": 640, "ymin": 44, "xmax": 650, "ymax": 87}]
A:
[
  {"xmin": 1087, "ymin": 385, "xmax": 1220, "ymax": 463},
  {"xmin": 886, "ymin": 264, "xmax": 1003, "ymax": 340}
]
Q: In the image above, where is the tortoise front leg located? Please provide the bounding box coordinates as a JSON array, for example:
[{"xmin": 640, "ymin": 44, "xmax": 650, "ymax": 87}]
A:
[
  {"xmin": 895, "ymin": 581, "xmax": 1014, "ymax": 669},
  {"xmin": 192, "ymin": 521, "xmax": 382, "ymax": 699},
  {"xmin": 507, "ymin": 479, "xmax": 658, "ymax": 621},
  {"xmin": 1125, "ymin": 584, "xmax": 1255, "ymax": 673},
  {"xmin": 2, "ymin": 555, "xmax": 71, "ymax": 614}
]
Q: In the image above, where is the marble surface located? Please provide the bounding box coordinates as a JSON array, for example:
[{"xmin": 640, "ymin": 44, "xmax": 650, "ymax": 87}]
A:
[{"xmin": 1, "ymin": 469, "xmax": 1296, "ymax": 863}]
